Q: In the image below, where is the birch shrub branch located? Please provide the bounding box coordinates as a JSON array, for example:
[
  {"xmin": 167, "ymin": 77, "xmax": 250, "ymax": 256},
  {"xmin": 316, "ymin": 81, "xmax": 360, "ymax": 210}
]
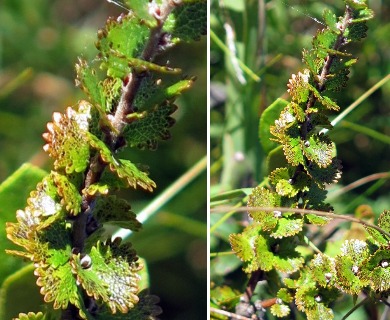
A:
[
  {"xmin": 4, "ymin": 1, "xmax": 206, "ymax": 319},
  {"xmin": 215, "ymin": 1, "xmax": 390, "ymax": 319}
]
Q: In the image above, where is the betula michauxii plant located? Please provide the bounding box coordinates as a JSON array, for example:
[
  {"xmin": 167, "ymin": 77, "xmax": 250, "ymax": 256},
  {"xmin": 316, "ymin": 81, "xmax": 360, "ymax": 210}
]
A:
[
  {"xmin": 2, "ymin": 1, "xmax": 206, "ymax": 319},
  {"xmin": 211, "ymin": 0, "xmax": 390, "ymax": 319}
]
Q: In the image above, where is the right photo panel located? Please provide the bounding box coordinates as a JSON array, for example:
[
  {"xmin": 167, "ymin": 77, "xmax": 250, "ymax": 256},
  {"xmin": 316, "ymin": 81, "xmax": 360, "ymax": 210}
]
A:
[{"xmin": 210, "ymin": 0, "xmax": 390, "ymax": 319}]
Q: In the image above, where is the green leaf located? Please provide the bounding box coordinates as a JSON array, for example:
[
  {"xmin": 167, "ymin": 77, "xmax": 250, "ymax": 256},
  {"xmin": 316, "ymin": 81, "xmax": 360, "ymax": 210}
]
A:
[
  {"xmin": 123, "ymin": 0, "xmax": 156, "ymax": 26},
  {"xmin": 93, "ymin": 196, "xmax": 142, "ymax": 231},
  {"xmin": 269, "ymin": 167, "xmax": 310, "ymax": 197},
  {"xmin": 43, "ymin": 102, "xmax": 93, "ymax": 174},
  {"xmin": 284, "ymin": 277, "xmax": 297, "ymax": 289},
  {"xmin": 96, "ymin": 14, "xmax": 150, "ymax": 78},
  {"xmin": 210, "ymin": 285, "xmax": 241, "ymax": 310},
  {"xmin": 302, "ymin": 49, "xmax": 322, "ymax": 75},
  {"xmin": 127, "ymin": 57, "xmax": 182, "ymax": 74},
  {"xmin": 295, "ymin": 282, "xmax": 317, "ymax": 311},
  {"xmin": 360, "ymin": 248, "xmax": 390, "ymax": 292},
  {"xmin": 295, "ymin": 280, "xmax": 338, "ymax": 320},
  {"xmin": 247, "ymin": 187, "xmax": 280, "ymax": 230},
  {"xmin": 0, "ymin": 164, "xmax": 47, "ymax": 285},
  {"xmin": 229, "ymin": 225, "xmax": 258, "ymax": 263},
  {"xmin": 282, "ymin": 136, "xmax": 306, "ymax": 166},
  {"xmin": 259, "ymin": 98, "xmax": 289, "ymax": 153},
  {"xmin": 87, "ymin": 133, "xmax": 156, "ymax": 191},
  {"xmin": 35, "ymin": 261, "xmax": 86, "ymax": 317},
  {"xmin": 231, "ymin": 224, "xmax": 303, "ymax": 274},
  {"xmin": 345, "ymin": 0, "xmax": 368, "ymax": 10},
  {"xmin": 310, "ymin": 112, "xmax": 333, "ymax": 129},
  {"xmin": 0, "ymin": 264, "xmax": 44, "ymax": 319},
  {"xmin": 334, "ymin": 239, "xmax": 370, "ymax": 294},
  {"xmin": 304, "ymin": 157, "xmax": 342, "ymax": 188},
  {"xmin": 312, "ymin": 29, "xmax": 338, "ymax": 59},
  {"xmin": 350, "ymin": 5, "xmax": 374, "ymax": 22},
  {"xmin": 271, "ymin": 237, "xmax": 304, "ymax": 273},
  {"xmin": 303, "ymin": 134, "xmax": 334, "ymax": 168},
  {"xmin": 269, "ymin": 107, "xmax": 303, "ymax": 168},
  {"xmin": 123, "ymin": 102, "xmax": 177, "ymax": 150},
  {"xmin": 112, "ymin": 158, "xmax": 156, "ymax": 191},
  {"xmin": 290, "ymin": 101, "xmax": 306, "ymax": 122},
  {"xmin": 347, "ymin": 21, "xmax": 368, "ymax": 41},
  {"xmin": 270, "ymin": 303, "xmax": 290, "ymax": 318},
  {"xmin": 75, "ymin": 59, "xmax": 106, "ymax": 111},
  {"xmin": 306, "ymin": 213, "xmax": 332, "ymax": 226},
  {"xmin": 377, "ymin": 210, "xmax": 390, "ymax": 233},
  {"xmin": 287, "ymin": 69, "xmax": 311, "ymax": 103},
  {"xmin": 95, "ymin": 290, "xmax": 162, "ymax": 319},
  {"xmin": 75, "ymin": 65, "xmax": 116, "ymax": 132},
  {"xmin": 277, "ymin": 288, "xmax": 293, "ymax": 303},
  {"xmin": 305, "ymin": 303, "xmax": 334, "ymax": 320},
  {"xmin": 307, "ymin": 83, "xmax": 340, "ymax": 111},
  {"xmin": 365, "ymin": 227, "xmax": 389, "ymax": 246},
  {"xmin": 82, "ymin": 182, "xmax": 110, "ymax": 196},
  {"xmin": 230, "ymin": 225, "xmax": 271, "ymax": 273},
  {"xmin": 323, "ymin": 9, "xmax": 339, "ymax": 34},
  {"xmin": 102, "ymin": 77, "xmax": 123, "ymax": 113},
  {"xmin": 246, "ymin": 228, "xmax": 275, "ymax": 272},
  {"xmin": 247, "ymin": 186, "xmax": 302, "ymax": 238},
  {"xmin": 270, "ymin": 217, "xmax": 303, "ymax": 239},
  {"xmin": 309, "ymin": 254, "xmax": 336, "ymax": 287},
  {"xmin": 14, "ymin": 312, "xmax": 45, "ymax": 320},
  {"xmin": 324, "ymin": 57, "xmax": 357, "ymax": 92},
  {"xmin": 39, "ymin": 220, "xmax": 72, "ymax": 258},
  {"xmin": 164, "ymin": 2, "xmax": 207, "ymax": 43},
  {"xmin": 302, "ymin": 183, "xmax": 333, "ymax": 224},
  {"xmin": 270, "ymin": 106, "xmax": 297, "ymax": 142},
  {"xmin": 71, "ymin": 239, "xmax": 142, "ymax": 314},
  {"xmin": 317, "ymin": 94, "xmax": 340, "ymax": 111},
  {"xmin": 6, "ymin": 175, "xmax": 65, "ymax": 261},
  {"xmin": 136, "ymin": 78, "xmax": 194, "ymax": 112},
  {"xmin": 52, "ymin": 172, "xmax": 82, "ymax": 215}
]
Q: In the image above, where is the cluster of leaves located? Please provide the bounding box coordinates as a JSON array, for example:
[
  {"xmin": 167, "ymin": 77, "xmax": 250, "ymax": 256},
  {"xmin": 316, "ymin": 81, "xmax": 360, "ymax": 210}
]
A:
[
  {"xmin": 223, "ymin": 1, "xmax": 390, "ymax": 319},
  {"xmin": 5, "ymin": 1, "xmax": 206, "ymax": 319}
]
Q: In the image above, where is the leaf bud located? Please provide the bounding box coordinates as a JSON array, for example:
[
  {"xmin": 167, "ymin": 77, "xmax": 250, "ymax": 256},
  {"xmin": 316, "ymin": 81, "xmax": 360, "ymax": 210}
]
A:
[
  {"xmin": 80, "ymin": 254, "xmax": 92, "ymax": 269},
  {"xmin": 273, "ymin": 210, "xmax": 282, "ymax": 218},
  {"xmin": 325, "ymin": 272, "xmax": 332, "ymax": 283},
  {"xmin": 351, "ymin": 265, "xmax": 359, "ymax": 275},
  {"xmin": 380, "ymin": 260, "xmax": 389, "ymax": 268}
]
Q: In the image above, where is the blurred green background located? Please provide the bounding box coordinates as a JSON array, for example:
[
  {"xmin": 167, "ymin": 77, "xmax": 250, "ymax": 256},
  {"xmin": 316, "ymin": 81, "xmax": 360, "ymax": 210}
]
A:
[
  {"xmin": 0, "ymin": 0, "xmax": 206, "ymax": 319},
  {"xmin": 211, "ymin": 0, "xmax": 390, "ymax": 319}
]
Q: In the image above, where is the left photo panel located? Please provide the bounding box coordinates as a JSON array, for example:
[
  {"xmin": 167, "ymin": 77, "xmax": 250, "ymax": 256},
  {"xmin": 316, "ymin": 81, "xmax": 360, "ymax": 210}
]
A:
[{"xmin": 0, "ymin": 1, "xmax": 207, "ymax": 319}]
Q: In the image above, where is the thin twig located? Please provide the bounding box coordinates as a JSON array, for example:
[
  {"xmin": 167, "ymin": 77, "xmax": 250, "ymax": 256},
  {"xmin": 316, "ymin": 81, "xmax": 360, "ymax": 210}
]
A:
[
  {"xmin": 211, "ymin": 205, "xmax": 390, "ymax": 239},
  {"xmin": 210, "ymin": 201, "xmax": 245, "ymax": 234},
  {"xmin": 210, "ymin": 250, "xmax": 234, "ymax": 257},
  {"xmin": 244, "ymin": 270, "xmax": 262, "ymax": 302},
  {"xmin": 329, "ymin": 172, "xmax": 390, "ymax": 199},
  {"xmin": 210, "ymin": 307, "xmax": 253, "ymax": 320}
]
